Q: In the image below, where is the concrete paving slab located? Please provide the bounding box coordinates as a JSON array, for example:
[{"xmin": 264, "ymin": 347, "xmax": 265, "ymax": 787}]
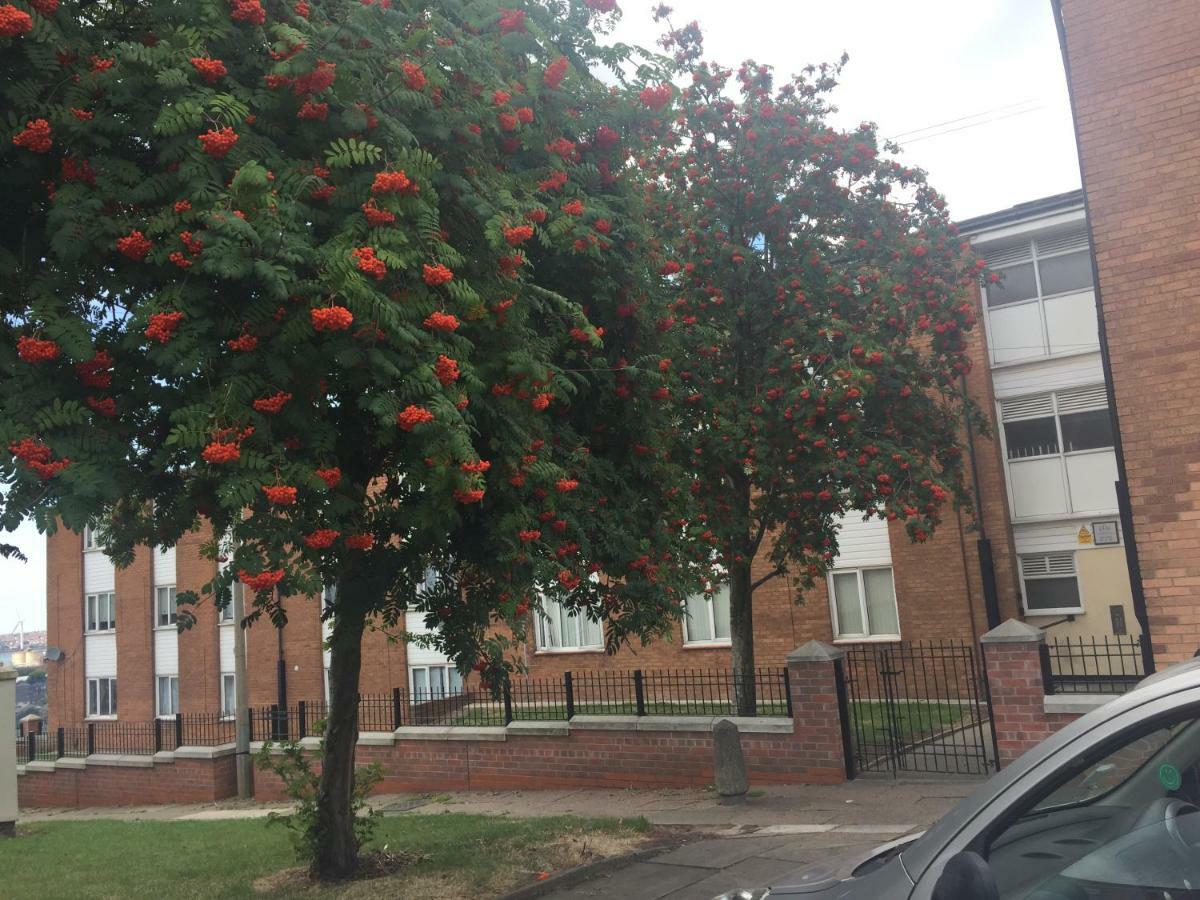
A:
[
  {"xmin": 652, "ymin": 836, "xmax": 796, "ymax": 870},
  {"xmin": 756, "ymin": 837, "xmax": 879, "ymax": 864},
  {"xmin": 658, "ymin": 854, "xmax": 812, "ymax": 900},
  {"xmin": 751, "ymin": 824, "xmax": 836, "ymax": 835},
  {"xmin": 544, "ymin": 861, "xmax": 712, "ymax": 899}
]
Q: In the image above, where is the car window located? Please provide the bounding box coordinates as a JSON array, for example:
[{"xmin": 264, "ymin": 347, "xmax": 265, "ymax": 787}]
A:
[{"xmin": 1031, "ymin": 725, "xmax": 1179, "ymax": 812}]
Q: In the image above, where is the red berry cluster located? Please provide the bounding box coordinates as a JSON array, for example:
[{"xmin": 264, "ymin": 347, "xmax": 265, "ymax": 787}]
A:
[
  {"xmin": 189, "ymin": 56, "xmax": 227, "ymax": 83},
  {"xmin": 361, "ymin": 200, "xmax": 396, "ymax": 226},
  {"xmin": 227, "ymin": 332, "xmax": 259, "ymax": 352},
  {"xmin": 262, "ymin": 484, "xmax": 297, "ymax": 505},
  {"xmin": 252, "ymin": 391, "xmax": 292, "ymax": 414},
  {"xmin": 17, "ymin": 335, "xmax": 60, "ymax": 363},
  {"xmin": 453, "ymin": 488, "xmax": 485, "ymax": 504},
  {"xmin": 314, "ymin": 466, "xmax": 341, "ymax": 488},
  {"xmin": 116, "ymin": 230, "xmax": 152, "ymax": 262},
  {"xmin": 353, "ymin": 246, "xmax": 386, "ymax": 280},
  {"xmin": 422, "ymin": 263, "xmax": 453, "ymax": 286},
  {"xmin": 422, "ymin": 311, "xmax": 459, "ymax": 332},
  {"xmin": 13, "ymin": 118, "xmax": 51, "ymax": 153},
  {"xmin": 370, "ymin": 170, "xmax": 415, "ymax": 194},
  {"xmin": 145, "ymin": 311, "xmax": 184, "ymax": 343},
  {"xmin": 75, "ymin": 350, "xmax": 113, "ymax": 388},
  {"xmin": 239, "ymin": 569, "xmax": 284, "ymax": 593},
  {"xmin": 297, "ymin": 100, "xmax": 328, "ymax": 121},
  {"xmin": 0, "ymin": 5, "xmax": 32, "ymax": 37},
  {"xmin": 344, "ymin": 533, "xmax": 374, "ymax": 550},
  {"xmin": 561, "ymin": 199, "xmax": 584, "ymax": 216},
  {"xmin": 401, "ymin": 60, "xmax": 425, "ymax": 91},
  {"xmin": 9, "ymin": 437, "xmax": 69, "ymax": 480},
  {"xmin": 498, "ymin": 8, "xmax": 526, "ymax": 34},
  {"xmin": 229, "ymin": 0, "xmax": 265, "ymax": 25},
  {"xmin": 543, "ymin": 56, "xmax": 567, "ymax": 88},
  {"xmin": 86, "ymin": 396, "xmax": 116, "ymax": 418},
  {"xmin": 198, "ymin": 127, "xmax": 239, "ymax": 159},
  {"xmin": 555, "ymin": 478, "xmax": 580, "ymax": 493},
  {"xmin": 503, "ymin": 225, "xmax": 534, "ymax": 246},
  {"xmin": 433, "ymin": 354, "xmax": 460, "ymax": 385},
  {"xmin": 638, "ymin": 83, "xmax": 673, "ymax": 111},
  {"xmin": 201, "ymin": 441, "xmax": 240, "ymax": 464},
  {"xmin": 303, "ymin": 529, "xmax": 340, "ymax": 549},
  {"xmin": 396, "ymin": 405, "xmax": 434, "ymax": 431},
  {"xmin": 518, "ymin": 529, "xmax": 541, "ymax": 543},
  {"xmin": 311, "ymin": 306, "xmax": 353, "ymax": 332},
  {"xmin": 545, "ymin": 137, "xmax": 575, "ymax": 159}
]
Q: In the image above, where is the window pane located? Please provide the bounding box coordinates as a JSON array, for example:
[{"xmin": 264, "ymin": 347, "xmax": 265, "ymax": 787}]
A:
[
  {"xmin": 1025, "ymin": 576, "xmax": 1081, "ymax": 611},
  {"xmin": 412, "ymin": 668, "xmax": 428, "ymax": 697},
  {"xmin": 88, "ymin": 680, "xmax": 97, "ymax": 716},
  {"xmin": 448, "ymin": 667, "xmax": 463, "ymax": 695},
  {"xmin": 429, "ymin": 667, "xmax": 446, "ymax": 697},
  {"xmin": 171, "ymin": 678, "xmax": 179, "ymax": 714},
  {"xmin": 1060, "ymin": 408, "xmax": 1113, "ymax": 452},
  {"xmin": 985, "ymin": 262, "xmax": 1038, "ymax": 307},
  {"xmin": 863, "ymin": 569, "xmax": 900, "ymax": 636},
  {"xmin": 579, "ymin": 615, "xmax": 602, "ymax": 648},
  {"xmin": 685, "ymin": 594, "xmax": 713, "ymax": 642},
  {"xmin": 1004, "ymin": 417, "xmax": 1059, "ymax": 459},
  {"xmin": 712, "ymin": 585, "xmax": 731, "ymax": 640},
  {"xmin": 832, "ymin": 572, "xmax": 865, "ymax": 636},
  {"xmin": 1038, "ymin": 250, "xmax": 1093, "ymax": 296},
  {"xmin": 86, "ymin": 596, "xmax": 95, "ymax": 631},
  {"xmin": 563, "ymin": 610, "xmax": 582, "ymax": 648},
  {"xmin": 109, "ymin": 679, "xmax": 117, "ymax": 715},
  {"xmin": 158, "ymin": 678, "xmax": 167, "ymax": 714}
]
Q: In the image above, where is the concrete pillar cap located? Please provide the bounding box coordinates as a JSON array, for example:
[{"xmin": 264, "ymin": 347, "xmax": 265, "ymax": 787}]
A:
[
  {"xmin": 0, "ymin": 667, "xmax": 15, "ymax": 682},
  {"xmin": 981, "ymin": 618, "xmax": 1046, "ymax": 644},
  {"xmin": 786, "ymin": 640, "xmax": 845, "ymax": 663}
]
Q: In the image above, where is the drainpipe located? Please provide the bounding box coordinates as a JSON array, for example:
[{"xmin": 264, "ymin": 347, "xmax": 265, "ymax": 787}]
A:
[
  {"xmin": 1050, "ymin": 0, "xmax": 1154, "ymax": 673},
  {"xmin": 962, "ymin": 375, "xmax": 1002, "ymax": 630}
]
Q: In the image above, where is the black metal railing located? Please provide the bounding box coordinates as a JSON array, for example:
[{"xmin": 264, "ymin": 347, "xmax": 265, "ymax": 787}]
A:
[
  {"xmin": 15, "ymin": 714, "xmax": 238, "ymax": 762},
  {"xmin": 1040, "ymin": 635, "xmax": 1146, "ymax": 695}
]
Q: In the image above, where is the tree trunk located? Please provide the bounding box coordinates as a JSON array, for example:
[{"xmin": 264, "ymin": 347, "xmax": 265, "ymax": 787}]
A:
[
  {"xmin": 728, "ymin": 557, "xmax": 757, "ymax": 716},
  {"xmin": 313, "ymin": 598, "xmax": 367, "ymax": 881}
]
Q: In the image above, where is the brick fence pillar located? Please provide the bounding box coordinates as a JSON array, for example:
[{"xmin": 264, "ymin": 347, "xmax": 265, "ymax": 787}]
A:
[
  {"xmin": 1, "ymin": 667, "xmax": 16, "ymax": 836},
  {"xmin": 786, "ymin": 640, "xmax": 850, "ymax": 782},
  {"xmin": 981, "ymin": 619, "xmax": 1053, "ymax": 767}
]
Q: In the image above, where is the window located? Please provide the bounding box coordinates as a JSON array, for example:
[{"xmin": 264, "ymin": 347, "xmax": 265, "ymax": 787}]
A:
[
  {"xmin": 220, "ymin": 674, "xmax": 236, "ymax": 718},
  {"xmin": 410, "ymin": 665, "xmax": 464, "ymax": 700},
  {"xmin": 1020, "ymin": 553, "xmax": 1082, "ymax": 614},
  {"xmin": 85, "ymin": 592, "xmax": 116, "ymax": 632},
  {"xmin": 155, "ymin": 585, "xmax": 177, "ymax": 627},
  {"xmin": 981, "ymin": 715, "xmax": 1200, "ymax": 899},
  {"xmin": 156, "ymin": 675, "xmax": 179, "ymax": 717},
  {"xmin": 87, "ymin": 677, "xmax": 117, "ymax": 717},
  {"xmin": 830, "ymin": 567, "xmax": 900, "ymax": 640},
  {"xmin": 536, "ymin": 598, "xmax": 603, "ymax": 651},
  {"xmin": 984, "ymin": 244, "xmax": 1093, "ymax": 309},
  {"xmin": 322, "ymin": 584, "xmax": 337, "ymax": 612},
  {"xmin": 1000, "ymin": 388, "xmax": 1113, "ymax": 461},
  {"xmin": 683, "ymin": 585, "xmax": 731, "ymax": 644},
  {"xmin": 82, "ymin": 525, "xmax": 98, "ymax": 551}
]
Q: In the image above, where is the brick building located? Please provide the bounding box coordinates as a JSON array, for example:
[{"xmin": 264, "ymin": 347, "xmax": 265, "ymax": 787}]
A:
[
  {"xmin": 1054, "ymin": 0, "xmax": 1200, "ymax": 663},
  {"xmin": 42, "ymin": 191, "xmax": 1139, "ymax": 725}
]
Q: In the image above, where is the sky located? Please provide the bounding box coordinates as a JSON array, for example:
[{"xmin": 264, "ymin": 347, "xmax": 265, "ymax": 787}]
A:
[{"xmin": 0, "ymin": 0, "xmax": 1082, "ymax": 633}]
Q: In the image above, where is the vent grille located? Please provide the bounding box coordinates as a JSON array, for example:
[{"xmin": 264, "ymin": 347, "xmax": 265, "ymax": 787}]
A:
[
  {"xmin": 1001, "ymin": 394, "xmax": 1055, "ymax": 422},
  {"xmin": 1056, "ymin": 385, "xmax": 1109, "ymax": 414},
  {"xmin": 1035, "ymin": 226, "xmax": 1090, "ymax": 257},
  {"xmin": 980, "ymin": 239, "xmax": 1033, "ymax": 269},
  {"xmin": 1021, "ymin": 553, "xmax": 1077, "ymax": 578}
]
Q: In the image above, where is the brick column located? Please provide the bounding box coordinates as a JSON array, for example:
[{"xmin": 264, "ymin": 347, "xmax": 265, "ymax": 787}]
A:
[
  {"xmin": 1, "ymin": 667, "xmax": 16, "ymax": 835},
  {"xmin": 981, "ymin": 619, "xmax": 1057, "ymax": 767},
  {"xmin": 786, "ymin": 641, "xmax": 850, "ymax": 783}
]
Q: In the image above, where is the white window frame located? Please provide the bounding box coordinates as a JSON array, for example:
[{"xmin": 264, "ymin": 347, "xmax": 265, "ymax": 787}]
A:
[
  {"xmin": 535, "ymin": 597, "xmax": 603, "ymax": 653},
  {"xmin": 409, "ymin": 664, "xmax": 464, "ymax": 700},
  {"xmin": 220, "ymin": 673, "xmax": 236, "ymax": 719},
  {"xmin": 156, "ymin": 675, "xmax": 179, "ymax": 718},
  {"xmin": 980, "ymin": 227, "xmax": 1097, "ymax": 367},
  {"xmin": 999, "ymin": 386, "xmax": 1116, "ymax": 522},
  {"xmin": 82, "ymin": 525, "xmax": 99, "ymax": 551},
  {"xmin": 85, "ymin": 591, "xmax": 116, "ymax": 633},
  {"xmin": 828, "ymin": 566, "xmax": 901, "ymax": 642},
  {"xmin": 682, "ymin": 585, "xmax": 731, "ymax": 647},
  {"xmin": 1019, "ymin": 552, "xmax": 1084, "ymax": 616},
  {"xmin": 155, "ymin": 585, "xmax": 177, "ymax": 628},
  {"xmin": 86, "ymin": 677, "xmax": 117, "ymax": 719}
]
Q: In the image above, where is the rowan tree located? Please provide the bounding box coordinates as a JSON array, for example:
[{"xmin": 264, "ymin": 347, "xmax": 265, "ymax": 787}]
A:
[
  {"xmin": 641, "ymin": 18, "xmax": 987, "ymax": 714},
  {"xmin": 0, "ymin": 0, "xmax": 694, "ymax": 878}
]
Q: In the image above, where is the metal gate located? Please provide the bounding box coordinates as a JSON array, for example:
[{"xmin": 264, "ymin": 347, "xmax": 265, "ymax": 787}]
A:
[{"xmin": 840, "ymin": 640, "xmax": 997, "ymax": 777}]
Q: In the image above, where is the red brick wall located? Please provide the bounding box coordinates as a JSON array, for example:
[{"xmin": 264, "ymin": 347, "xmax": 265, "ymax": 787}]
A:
[
  {"xmin": 177, "ymin": 526, "xmax": 221, "ymax": 715},
  {"xmin": 18, "ymin": 756, "xmax": 237, "ymax": 809},
  {"xmin": 982, "ymin": 639, "xmax": 1080, "ymax": 766},
  {"xmin": 45, "ymin": 527, "xmax": 85, "ymax": 727},
  {"xmin": 1059, "ymin": 0, "xmax": 1200, "ymax": 663},
  {"xmin": 114, "ymin": 545, "xmax": 154, "ymax": 721}
]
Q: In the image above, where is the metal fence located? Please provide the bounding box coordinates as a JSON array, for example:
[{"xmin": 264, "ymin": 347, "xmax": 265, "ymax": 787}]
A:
[
  {"xmin": 1040, "ymin": 634, "xmax": 1147, "ymax": 695},
  {"xmin": 15, "ymin": 714, "xmax": 237, "ymax": 763}
]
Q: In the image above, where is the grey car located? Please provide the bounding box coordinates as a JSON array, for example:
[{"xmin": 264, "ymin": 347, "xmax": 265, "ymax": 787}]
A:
[{"xmin": 717, "ymin": 657, "xmax": 1200, "ymax": 899}]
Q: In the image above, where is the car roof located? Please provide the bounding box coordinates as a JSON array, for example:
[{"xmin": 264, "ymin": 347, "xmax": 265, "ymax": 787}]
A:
[{"xmin": 900, "ymin": 655, "xmax": 1200, "ymax": 879}]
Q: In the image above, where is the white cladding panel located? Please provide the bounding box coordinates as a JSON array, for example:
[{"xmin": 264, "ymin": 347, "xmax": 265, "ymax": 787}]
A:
[
  {"xmin": 83, "ymin": 550, "xmax": 115, "ymax": 593},
  {"xmin": 219, "ymin": 624, "xmax": 235, "ymax": 673},
  {"xmin": 832, "ymin": 514, "xmax": 892, "ymax": 569},
  {"xmin": 988, "ymin": 303, "xmax": 1045, "ymax": 365},
  {"xmin": 1044, "ymin": 292, "xmax": 1099, "ymax": 357},
  {"xmin": 1013, "ymin": 520, "xmax": 1118, "ymax": 555},
  {"xmin": 154, "ymin": 627, "xmax": 178, "ymax": 676},
  {"xmin": 991, "ymin": 353, "xmax": 1104, "ymax": 399},
  {"xmin": 154, "ymin": 545, "xmax": 176, "ymax": 587},
  {"xmin": 1010, "ymin": 458, "xmax": 1070, "ymax": 519},
  {"xmin": 405, "ymin": 611, "xmax": 451, "ymax": 666},
  {"xmin": 84, "ymin": 632, "xmax": 117, "ymax": 678},
  {"xmin": 1066, "ymin": 452, "xmax": 1119, "ymax": 513}
]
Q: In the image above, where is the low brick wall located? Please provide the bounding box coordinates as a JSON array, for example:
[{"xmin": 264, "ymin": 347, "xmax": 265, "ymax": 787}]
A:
[{"xmin": 18, "ymin": 747, "xmax": 237, "ymax": 809}]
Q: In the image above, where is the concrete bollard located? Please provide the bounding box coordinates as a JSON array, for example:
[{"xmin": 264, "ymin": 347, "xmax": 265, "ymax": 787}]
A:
[
  {"xmin": 713, "ymin": 718, "xmax": 749, "ymax": 802},
  {"xmin": 0, "ymin": 666, "xmax": 16, "ymax": 836}
]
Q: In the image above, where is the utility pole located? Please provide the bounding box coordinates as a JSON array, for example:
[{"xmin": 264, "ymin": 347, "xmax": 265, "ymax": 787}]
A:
[{"xmin": 232, "ymin": 582, "xmax": 252, "ymax": 798}]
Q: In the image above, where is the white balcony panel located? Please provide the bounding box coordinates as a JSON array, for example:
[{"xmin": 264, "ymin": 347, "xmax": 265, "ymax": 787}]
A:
[
  {"xmin": 83, "ymin": 551, "xmax": 115, "ymax": 593},
  {"xmin": 219, "ymin": 623, "xmax": 235, "ymax": 672},
  {"xmin": 1010, "ymin": 457, "xmax": 1069, "ymax": 519},
  {"xmin": 833, "ymin": 513, "xmax": 892, "ymax": 569},
  {"xmin": 84, "ymin": 632, "xmax": 117, "ymax": 678},
  {"xmin": 988, "ymin": 303, "xmax": 1045, "ymax": 365},
  {"xmin": 1044, "ymin": 291, "xmax": 1099, "ymax": 357},
  {"xmin": 1066, "ymin": 451, "xmax": 1119, "ymax": 513},
  {"xmin": 992, "ymin": 353, "xmax": 1103, "ymax": 398},
  {"xmin": 154, "ymin": 627, "xmax": 178, "ymax": 676},
  {"xmin": 153, "ymin": 545, "xmax": 176, "ymax": 587},
  {"xmin": 405, "ymin": 611, "xmax": 451, "ymax": 666}
]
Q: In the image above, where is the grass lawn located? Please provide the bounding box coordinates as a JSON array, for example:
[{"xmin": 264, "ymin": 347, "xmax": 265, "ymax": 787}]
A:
[
  {"xmin": 850, "ymin": 700, "xmax": 973, "ymax": 748},
  {"xmin": 0, "ymin": 813, "xmax": 651, "ymax": 899}
]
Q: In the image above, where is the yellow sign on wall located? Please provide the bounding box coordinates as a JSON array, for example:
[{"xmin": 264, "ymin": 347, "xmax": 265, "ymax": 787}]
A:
[{"xmin": 1078, "ymin": 527, "xmax": 1094, "ymax": 545}]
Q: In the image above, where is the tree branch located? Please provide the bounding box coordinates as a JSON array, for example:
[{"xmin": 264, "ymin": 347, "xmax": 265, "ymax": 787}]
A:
[{"xmin": 750, "ymin": 567, "xmax": 783, "ymax": 593}]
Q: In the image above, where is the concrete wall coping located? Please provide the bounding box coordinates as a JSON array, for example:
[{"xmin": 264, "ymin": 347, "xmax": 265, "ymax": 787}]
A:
[
  {"xmin": 712, "ymin": 716, "xmax": 794, "ymax": 734},
  {"xmin": 0, "ymin": 667, "xmax": 16, "ymax": 682},
  {"xmin": 506, "ymin": 721, "xmax": 569, "ymax": 737},
  {"xmin": 86, "ymin": 753, "xmax": 155, "ymax": 768},
  {"xmin": 981, "ymin": 618, "xmax": 1046, "ymax": 644},
  {"xmin": 153, "ymin": 751, "xmax": 175, "ymax": 764},
  {"xmin": 787, "ymin": 640, "xmax": 845, "ymax": 663},
  {"xmin": 15, "ymin": 764, "xmax": 24, "ymax": 777},
  {"xmin": 569, "ymin": 715, "xmax": 641, "ymax": 731},
  {"xmin": 393, "ymin": 726, "xmax": 508, "ymax": 742},
  {"xmin": 22, "ymin": 760, "xmax": 56, "ymax": 774},
  {"xmin": 1044, "ymin": 694, "xmax": 1113, "ymax": 716},
  {"xmin": 54, "ymin": 757, "xmax": 87, "ymax": 770},
  {"xmin": 173, "ymin": 744, "xmax": 236, "ymax": 760},
  {"xmin": 357, "ymin": 732, "xmax": 396, "ymax": 746}
]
